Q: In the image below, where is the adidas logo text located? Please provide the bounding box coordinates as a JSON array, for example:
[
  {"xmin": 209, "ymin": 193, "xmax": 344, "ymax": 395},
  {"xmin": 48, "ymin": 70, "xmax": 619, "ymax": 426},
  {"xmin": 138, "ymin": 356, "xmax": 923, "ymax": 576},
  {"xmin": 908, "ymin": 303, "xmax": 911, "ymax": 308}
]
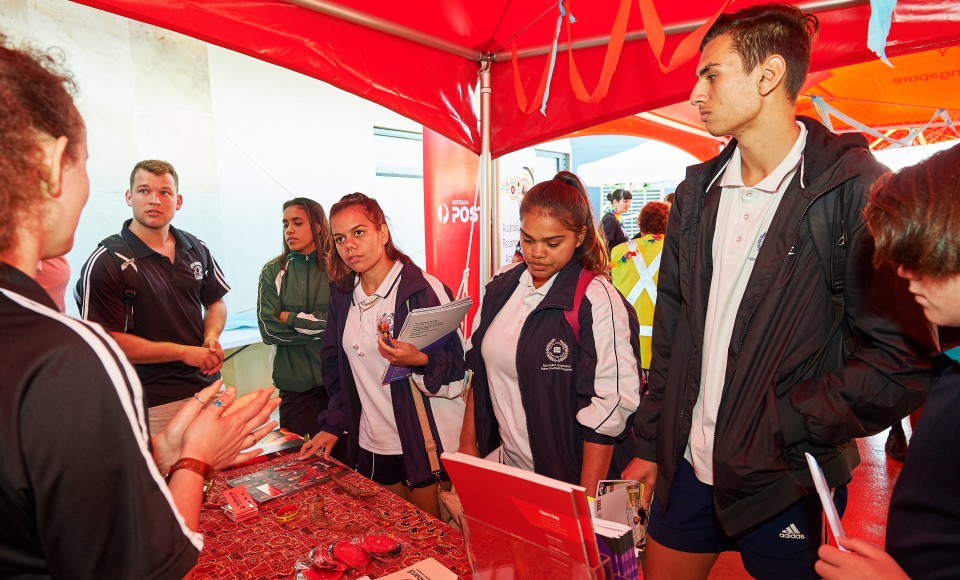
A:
[{"xmin": 779, "ymin": 523, "xmax": 805, "ymax": 540}]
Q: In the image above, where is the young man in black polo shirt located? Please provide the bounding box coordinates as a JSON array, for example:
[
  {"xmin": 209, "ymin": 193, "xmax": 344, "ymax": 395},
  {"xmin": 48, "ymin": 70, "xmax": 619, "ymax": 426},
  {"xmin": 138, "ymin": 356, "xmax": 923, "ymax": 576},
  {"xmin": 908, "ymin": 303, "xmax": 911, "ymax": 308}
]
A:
[{"xmin": 77, "ymin": 160, "xmax": 232, "ymax": 433}]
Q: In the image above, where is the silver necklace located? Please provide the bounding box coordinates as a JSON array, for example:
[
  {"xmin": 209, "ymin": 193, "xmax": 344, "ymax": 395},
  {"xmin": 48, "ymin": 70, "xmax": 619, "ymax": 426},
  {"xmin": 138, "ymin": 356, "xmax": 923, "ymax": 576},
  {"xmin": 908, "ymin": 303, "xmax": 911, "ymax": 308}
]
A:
[{"xmin": 350, "ymin": 272, "xmax": 402, "ymax": 357}]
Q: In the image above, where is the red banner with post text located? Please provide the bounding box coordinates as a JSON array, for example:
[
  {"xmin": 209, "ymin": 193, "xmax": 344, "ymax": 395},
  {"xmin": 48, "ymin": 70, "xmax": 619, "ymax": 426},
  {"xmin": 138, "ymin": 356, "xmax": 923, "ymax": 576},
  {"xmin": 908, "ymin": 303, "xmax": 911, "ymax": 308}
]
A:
[{"xmin": 422, "ymin": 129, "xmax": 481, "ymax": 336}]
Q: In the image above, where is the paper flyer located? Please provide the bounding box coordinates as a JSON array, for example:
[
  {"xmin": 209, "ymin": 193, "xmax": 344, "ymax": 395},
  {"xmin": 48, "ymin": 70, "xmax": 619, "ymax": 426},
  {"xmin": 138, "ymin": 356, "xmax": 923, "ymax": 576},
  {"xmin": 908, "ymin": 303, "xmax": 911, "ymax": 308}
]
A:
[{"xmin": 805, "ymin": 452, "xmax": 847, "ymax": 551}]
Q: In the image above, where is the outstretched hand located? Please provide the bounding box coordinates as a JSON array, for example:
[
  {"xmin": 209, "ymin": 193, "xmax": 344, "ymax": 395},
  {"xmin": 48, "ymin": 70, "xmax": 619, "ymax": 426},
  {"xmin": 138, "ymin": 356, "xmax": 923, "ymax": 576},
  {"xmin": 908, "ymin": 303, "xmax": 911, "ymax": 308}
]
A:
[
  {"xmin": 298, "ymin": 431, "xmax": 340, "ymax": 461},
  {"xmin": 172, "ymin": 386, "xmax": 280, "ymax": 471},
  {"xmin": 154, "ymin": 380, "xmax": 224, "ymax": 473}
]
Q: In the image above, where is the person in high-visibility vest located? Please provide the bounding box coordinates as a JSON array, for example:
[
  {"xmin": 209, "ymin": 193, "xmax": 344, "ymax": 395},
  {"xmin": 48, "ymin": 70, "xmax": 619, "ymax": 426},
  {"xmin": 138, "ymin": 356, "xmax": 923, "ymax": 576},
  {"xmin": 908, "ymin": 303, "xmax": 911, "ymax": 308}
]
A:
[{"xmin": 611, "ymin": 201, "xmax": 670, "ymax": 372}]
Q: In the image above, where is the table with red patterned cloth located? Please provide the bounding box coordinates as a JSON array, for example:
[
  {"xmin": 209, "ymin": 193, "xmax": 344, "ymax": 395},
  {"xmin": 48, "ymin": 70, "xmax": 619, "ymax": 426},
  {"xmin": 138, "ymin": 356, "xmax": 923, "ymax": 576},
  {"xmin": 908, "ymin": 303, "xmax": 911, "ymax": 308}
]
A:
[{"xmin": 192, "ymin": 453, "xmax": 470, "ymax": 579}]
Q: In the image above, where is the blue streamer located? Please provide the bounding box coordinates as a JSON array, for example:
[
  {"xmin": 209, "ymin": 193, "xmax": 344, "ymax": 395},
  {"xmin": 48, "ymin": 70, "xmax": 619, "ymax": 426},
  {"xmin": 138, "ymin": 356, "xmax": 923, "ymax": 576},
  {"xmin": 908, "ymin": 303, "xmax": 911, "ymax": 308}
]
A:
[
  {"xmin": 540, "ymin": 1, "xmax": 576, "ymax": 116},
  {"xmin": 811, "ymin": 96, "xmax": 835, "ymax": 133},
  {"xmin": 812, "ymin": 95, "xmax": 943, "ymax": 148},
  {"xmin": 867, "ymin": 0, "xmax": 897, "ymax": 67}
]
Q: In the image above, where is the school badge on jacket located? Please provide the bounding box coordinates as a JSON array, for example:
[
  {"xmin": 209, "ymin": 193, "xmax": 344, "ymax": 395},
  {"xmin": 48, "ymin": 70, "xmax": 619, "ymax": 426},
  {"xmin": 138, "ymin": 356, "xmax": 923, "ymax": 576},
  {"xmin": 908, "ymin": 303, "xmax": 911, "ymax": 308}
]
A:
[{"xmin": 543, "ymin": 338, "xmax": 572, "ymax": 372}]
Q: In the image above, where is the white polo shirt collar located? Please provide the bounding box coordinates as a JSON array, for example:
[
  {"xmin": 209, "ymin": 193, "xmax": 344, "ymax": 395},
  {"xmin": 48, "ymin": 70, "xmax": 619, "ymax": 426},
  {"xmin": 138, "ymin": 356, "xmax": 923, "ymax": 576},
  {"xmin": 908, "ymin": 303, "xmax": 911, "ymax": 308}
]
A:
[{"xmin": 711, "ymin": 121, "xmax": 808, "ymax": 193}]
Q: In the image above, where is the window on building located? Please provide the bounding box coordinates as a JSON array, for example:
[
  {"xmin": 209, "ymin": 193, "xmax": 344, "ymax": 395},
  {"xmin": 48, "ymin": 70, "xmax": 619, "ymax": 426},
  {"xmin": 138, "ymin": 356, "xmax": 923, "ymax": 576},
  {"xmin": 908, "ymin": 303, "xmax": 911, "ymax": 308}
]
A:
[
  {"xmin": 533, "ymin": 149, "xmax": 569, "ymax": 181},
  {"xmin": 374, "ymin": 127, "xmax": 423, "ymax": 178}
]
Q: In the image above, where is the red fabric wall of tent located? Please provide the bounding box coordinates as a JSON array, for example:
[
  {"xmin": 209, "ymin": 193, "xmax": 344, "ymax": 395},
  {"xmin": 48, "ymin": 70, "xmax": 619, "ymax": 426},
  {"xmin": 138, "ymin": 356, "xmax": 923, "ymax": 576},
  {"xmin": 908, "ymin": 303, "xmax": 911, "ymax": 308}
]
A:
[{"xmin": 71, "ymin": 0, "xmax": 960, "ymax": 159}]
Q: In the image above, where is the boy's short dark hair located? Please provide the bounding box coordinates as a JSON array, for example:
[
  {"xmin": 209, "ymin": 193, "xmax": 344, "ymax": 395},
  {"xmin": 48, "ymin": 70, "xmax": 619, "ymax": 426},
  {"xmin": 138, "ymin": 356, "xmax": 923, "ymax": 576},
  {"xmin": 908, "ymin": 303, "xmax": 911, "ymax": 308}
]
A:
[
  {"xmin": 865, "ymin": 143, "xmax": 960, "ymax": 276},
  {"xmin": 130, "ymin": 159, "xmax": 179, "ymax": 191},
  {"xmin": 701, "ymin": 3, "xmax": 819, "ymax": 101}
]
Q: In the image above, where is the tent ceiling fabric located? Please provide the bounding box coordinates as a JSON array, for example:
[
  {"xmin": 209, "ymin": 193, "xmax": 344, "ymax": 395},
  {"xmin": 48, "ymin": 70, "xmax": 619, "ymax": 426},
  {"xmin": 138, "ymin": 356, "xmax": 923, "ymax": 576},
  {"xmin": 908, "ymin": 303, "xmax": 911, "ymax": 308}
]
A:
[{"xmin": 73, "ymin": 0, "xmax": 960, "ymax": 158}]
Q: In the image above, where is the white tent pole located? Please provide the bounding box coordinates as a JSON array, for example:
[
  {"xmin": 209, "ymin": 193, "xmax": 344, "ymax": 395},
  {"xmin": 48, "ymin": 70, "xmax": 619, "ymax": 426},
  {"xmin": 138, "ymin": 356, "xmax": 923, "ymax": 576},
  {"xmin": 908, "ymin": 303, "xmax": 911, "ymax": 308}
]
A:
[
  {"xmin": 493, "ymin": 0, "xmax": 868, "ymax": 60},
  {"xmin": 479, "ymin": 59, "xmax": 495, "ymax": 292},
  {"xmin": 280, "ymin": 0, "xmax": 482, "ymax": 61}
]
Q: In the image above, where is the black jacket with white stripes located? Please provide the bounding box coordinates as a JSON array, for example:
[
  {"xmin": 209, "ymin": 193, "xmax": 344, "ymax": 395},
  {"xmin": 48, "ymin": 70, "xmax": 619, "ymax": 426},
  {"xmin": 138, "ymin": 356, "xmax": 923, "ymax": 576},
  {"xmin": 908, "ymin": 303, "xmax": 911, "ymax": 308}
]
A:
[{"xmin": 0, "ymin": 262, "xmax": 200, "ymax": 577}]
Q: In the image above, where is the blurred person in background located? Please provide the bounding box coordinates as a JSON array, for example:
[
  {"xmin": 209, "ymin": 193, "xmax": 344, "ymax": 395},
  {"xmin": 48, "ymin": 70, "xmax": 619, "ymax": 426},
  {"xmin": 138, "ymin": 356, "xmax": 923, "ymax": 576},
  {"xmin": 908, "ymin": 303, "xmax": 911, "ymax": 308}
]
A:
[
  {"xmin": 611, "ymin": 201, "xmax": 670, "ymax": 383},
  {"xmin": 601, "ymin": 187, "xmax": 632, "ymax": 253}
]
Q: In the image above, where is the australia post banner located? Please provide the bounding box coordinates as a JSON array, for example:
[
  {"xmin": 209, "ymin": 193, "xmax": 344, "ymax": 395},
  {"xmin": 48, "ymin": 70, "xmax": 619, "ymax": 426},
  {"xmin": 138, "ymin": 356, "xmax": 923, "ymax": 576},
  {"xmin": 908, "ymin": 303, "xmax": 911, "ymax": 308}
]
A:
[{"xmin": 423, "ymin": 129, "xmax": 480, "ymax": 335}]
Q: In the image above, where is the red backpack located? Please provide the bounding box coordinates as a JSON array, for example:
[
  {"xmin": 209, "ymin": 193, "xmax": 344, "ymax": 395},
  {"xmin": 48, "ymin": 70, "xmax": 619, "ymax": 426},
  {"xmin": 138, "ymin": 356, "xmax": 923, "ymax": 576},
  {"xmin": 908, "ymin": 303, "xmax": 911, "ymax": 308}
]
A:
[{"xmin": 563, "ymin": 269, "xmax": 596, "ymax": 341}]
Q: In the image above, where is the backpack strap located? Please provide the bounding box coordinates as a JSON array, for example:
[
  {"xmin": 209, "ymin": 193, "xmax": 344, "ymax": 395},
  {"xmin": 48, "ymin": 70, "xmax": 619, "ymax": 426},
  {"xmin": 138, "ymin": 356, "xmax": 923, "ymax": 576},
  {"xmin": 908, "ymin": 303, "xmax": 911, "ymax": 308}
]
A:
[
  {"xmin": 98, "ymin": 234, "xmax": 141, "ymax": 333},
  {"xmin": 563, "ymin": 268, "xmax": 595, "ymax": 342},
  {"xmin": 400, "ymin": 296, "xmax": 443, "ymax": 476},
  {"xmin": 808, "ymin": 189, "xmax": 846, "ymax": 303}
]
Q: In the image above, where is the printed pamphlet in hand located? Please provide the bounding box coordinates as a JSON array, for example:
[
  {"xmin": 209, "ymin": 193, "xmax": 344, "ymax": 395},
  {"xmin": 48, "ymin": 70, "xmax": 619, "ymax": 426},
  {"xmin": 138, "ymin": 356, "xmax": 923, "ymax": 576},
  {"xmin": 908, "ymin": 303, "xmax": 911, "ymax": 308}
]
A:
[
  {"xmin": 595, "ymin": 479, "xmax": 649, "ymax": 548},
  {"xmin": 805, "ymin": 452, "xmax": 847, "ymax": 551},
  {"xmin": 381, "ymin": 296, "xmax": 472, "ymax": 384}
]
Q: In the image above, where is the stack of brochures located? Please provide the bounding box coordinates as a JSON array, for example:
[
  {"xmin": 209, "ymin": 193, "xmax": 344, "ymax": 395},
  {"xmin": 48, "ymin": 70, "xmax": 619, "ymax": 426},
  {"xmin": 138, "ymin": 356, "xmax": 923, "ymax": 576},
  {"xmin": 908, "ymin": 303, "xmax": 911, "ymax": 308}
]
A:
[
  {"xmin": 595, "ymin": 479, "xmax": 649, "ymax": 549},
  {"xmin": 593, "ymin": 518, "xmax": 641, "ymax": 580},
  {"xmin": 381, "ymin": 296, "xmax": 472, "ymax": 384}
]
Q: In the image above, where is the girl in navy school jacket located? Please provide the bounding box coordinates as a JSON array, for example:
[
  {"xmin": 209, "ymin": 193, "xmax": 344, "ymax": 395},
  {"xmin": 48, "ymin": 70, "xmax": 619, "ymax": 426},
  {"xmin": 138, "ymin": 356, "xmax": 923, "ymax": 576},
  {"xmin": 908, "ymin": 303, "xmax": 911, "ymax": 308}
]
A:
[
  {"xmin": 299, "ymin": 193, "xmax": 465, "ymax": 518},
  {"xmin": 460, "ymin": 172, "xmax": 643, "ymax": 495}
]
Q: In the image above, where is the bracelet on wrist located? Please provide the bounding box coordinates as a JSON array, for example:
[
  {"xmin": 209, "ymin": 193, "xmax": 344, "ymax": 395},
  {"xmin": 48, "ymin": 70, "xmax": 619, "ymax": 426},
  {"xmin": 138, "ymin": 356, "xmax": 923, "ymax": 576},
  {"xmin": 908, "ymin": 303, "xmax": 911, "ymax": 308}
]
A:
[{"xmin": 165, "ymin": 457, "xmax": 216, "ymax": 500}]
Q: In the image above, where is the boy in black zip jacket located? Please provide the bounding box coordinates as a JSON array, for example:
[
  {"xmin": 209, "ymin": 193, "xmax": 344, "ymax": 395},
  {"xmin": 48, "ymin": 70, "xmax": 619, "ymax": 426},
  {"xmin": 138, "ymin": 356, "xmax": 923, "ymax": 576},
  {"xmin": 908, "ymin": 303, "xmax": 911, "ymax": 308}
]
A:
[
  {"xmin": 623, "ymin": 5, "xmax": 936, "ymax": 580},
  {"xmin": 817, "ymin": 143, "xmax": 960, "ymax": 580}
]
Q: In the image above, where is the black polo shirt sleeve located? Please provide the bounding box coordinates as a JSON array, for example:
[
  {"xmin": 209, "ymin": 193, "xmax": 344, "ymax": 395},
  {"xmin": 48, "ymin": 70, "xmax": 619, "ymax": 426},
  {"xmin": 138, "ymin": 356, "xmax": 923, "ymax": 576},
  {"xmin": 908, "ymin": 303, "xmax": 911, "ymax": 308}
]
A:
[
  {"xmin": 197, "ymin": 241, "xmax": 230, "ymax": 307},
  {"xmin": 76, "ymin": 246, "xmax": 128, "ymax": 332}
]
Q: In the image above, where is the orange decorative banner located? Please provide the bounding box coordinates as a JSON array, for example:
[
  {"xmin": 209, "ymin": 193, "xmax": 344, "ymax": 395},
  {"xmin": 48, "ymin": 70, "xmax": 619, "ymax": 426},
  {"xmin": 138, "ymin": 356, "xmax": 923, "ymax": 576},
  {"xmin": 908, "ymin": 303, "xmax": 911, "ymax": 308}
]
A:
[
  {"xmin": 511, "ymin": 0, "xmax": 738, "ymax": 114},
  {"xmin": 511, "ymin": 37, "xmax": 554, "ymax": 114},
  {"xmin": 567, "ymin": 0, "xmax": 632, "ymax": 102},
  {"xmin": 637, "ymin": 0, "xmax": 737, "ymax": 73}
]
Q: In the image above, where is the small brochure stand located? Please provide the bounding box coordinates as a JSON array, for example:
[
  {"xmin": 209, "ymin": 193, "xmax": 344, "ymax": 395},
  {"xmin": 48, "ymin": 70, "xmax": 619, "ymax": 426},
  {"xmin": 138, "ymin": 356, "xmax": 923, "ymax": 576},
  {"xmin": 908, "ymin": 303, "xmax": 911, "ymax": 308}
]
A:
[{"xmin": 461, "ymin": 513, "xmax": 620, "ymax": 580}]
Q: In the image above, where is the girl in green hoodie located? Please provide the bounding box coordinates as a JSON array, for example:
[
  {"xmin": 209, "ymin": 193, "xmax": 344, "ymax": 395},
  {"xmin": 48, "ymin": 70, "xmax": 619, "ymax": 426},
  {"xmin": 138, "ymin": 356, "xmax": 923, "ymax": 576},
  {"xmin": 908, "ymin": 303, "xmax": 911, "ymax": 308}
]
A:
[{"xmin": 257, "ymin": 198, "xmax": 341, "ymax": 454}]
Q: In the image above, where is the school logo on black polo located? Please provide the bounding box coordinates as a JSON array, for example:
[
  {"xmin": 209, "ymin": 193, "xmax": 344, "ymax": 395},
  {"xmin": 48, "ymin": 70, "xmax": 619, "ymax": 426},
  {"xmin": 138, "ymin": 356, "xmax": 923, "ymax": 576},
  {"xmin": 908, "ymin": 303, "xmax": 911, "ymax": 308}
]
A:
[
  {"xmin": 189, "ymin": 261, "xmax": 204, "ymax": 280},
  {"xmin": 542, "ymin": 339, "xmax": 573, "ymax": 372}
]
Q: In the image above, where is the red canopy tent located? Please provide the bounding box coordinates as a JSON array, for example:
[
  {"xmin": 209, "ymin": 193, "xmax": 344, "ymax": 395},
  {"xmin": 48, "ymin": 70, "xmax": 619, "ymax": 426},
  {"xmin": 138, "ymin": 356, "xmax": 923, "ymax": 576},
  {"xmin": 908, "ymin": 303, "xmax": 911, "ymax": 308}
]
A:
[
  {"xmin": 70, "ymin": 0, "xmax": 960, "ymax": 156},
  {"xmin": 68, "ymin": 0, "xmax": 960, "ymax": 282}
]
